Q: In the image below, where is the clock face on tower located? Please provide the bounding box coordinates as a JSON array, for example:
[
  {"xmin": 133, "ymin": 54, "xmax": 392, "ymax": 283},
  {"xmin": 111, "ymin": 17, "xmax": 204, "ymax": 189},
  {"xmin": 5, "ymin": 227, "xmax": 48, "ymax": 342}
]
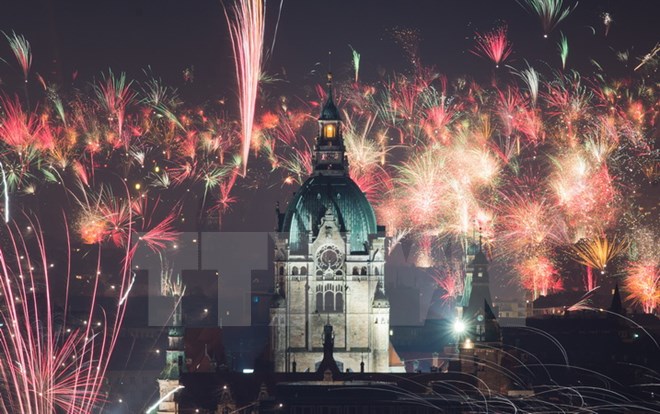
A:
[{"xmin": 315, "ymin": 244, "xmax": 344, "ymax": 271}]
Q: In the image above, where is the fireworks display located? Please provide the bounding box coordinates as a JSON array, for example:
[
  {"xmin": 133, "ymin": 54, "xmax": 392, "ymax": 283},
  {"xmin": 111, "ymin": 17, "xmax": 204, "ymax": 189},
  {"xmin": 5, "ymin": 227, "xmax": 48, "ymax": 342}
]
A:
[
  {"xmin": 471, "ymin": 25, "xmax": 513, "ymax": 68},
  {"xmin": 224, "ymin": 0, "xmax": 268, "ymax": 176},
  {"xmin": 0, "ymin": 0, "xmax": 657, "ymax": 411},
  {"xmin": 518, "ymin": 0, "xmax": 578, "ymax": 38}
]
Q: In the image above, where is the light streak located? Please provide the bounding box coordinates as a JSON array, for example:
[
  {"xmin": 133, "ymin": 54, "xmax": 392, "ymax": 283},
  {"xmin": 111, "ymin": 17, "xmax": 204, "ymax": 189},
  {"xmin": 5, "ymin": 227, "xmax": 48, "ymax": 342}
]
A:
[
  {"xmin": 224, "ymin": 0, "xmax": 267, "ymax": 176},
  {"xmin": 471, "ymin": 26, "xmax": 513, "ymax": 68},
  {"xmin": 145, "ymin": 385, "xmax": 184, "ymax": 413},
  {"xmin": 518, "ymin": 0, "xmax": 578, "ymax": 38},
  {"xmin": 557, "ymin": 31, "xmax": 568, "ymax": 69},
  {"xmin": 0, "ymin": 162, "xmax": 8, "ymax": 223}
]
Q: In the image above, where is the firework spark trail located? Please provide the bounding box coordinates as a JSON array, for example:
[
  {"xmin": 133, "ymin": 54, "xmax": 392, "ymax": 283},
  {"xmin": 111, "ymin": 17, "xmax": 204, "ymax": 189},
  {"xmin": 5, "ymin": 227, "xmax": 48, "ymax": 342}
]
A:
[
  {"xmin": 548, "ymin": 149, "xmax": 618, "ymax": 241},
  {"xmin": 0, "ymin": 95, "xmax": 42, "ymax": 149},
  {"xmin": 225, "ymin": 0, "xmax": 267, "ymax": 176},
  {"xmin": 341, "ymin": 111, "xmax": 390, "ymax": 197},
  {"xmin": 93, "ymin": 70, "xmax": 136, "ymax": 151},
  {"xmin": 432, "ymin": 261, "xmax": 465, "ymax": 303},
  {"xmin": 569, "ymin": 235, "xmax": 628, "ymax": 291},
  {"xmin": 634, "ymin": 42, "xmax": 660, "ymax": 71},
  {"xmin": 602, "ymin": 12, "xmax": 613, "ymax": 37},
  {"xmin": 624, "ymin": 260, "xmax": 660, "ymax": 314},
  {"xmin": 3, "ymin": 31, "xmax": 32, "ymax": 109},
  {"xmin": 349, "ymin": 45, "xmax": 361, "ymax": 83},
  {"xmin": 496, "ymin": 192, "xmax": 567, "ymax": 258},
  {"xmin": 471, "ymin": 26, "xmax": 513, "ymax": 68},
  {"xmin": 543, "ymin": 71, "xmax": 592, "ymax": 141},
  {"xmin": 3, "ymin": 32, "xmax": 31, "ymax": 81},
  {"xmin": 516, "ymin": 256, "xmax": 563, "ymax": 300},
  {"xmin": 518, "ymin": 0, "xmax": 578, "ymax": 38},
  {"xmin": 558, "ymin": 32, "xmax": 569, "ymax": 69},
  {"xmin": 0, "ymin": 213, "xmax": 137, "ymax": 413},
  {"xmin": 510, "ymin": 62, "xmax": 540, "ymax": 107},
  {"xmin": 0, "ymin": 162, "xmax": 8, "ymax": 223}
]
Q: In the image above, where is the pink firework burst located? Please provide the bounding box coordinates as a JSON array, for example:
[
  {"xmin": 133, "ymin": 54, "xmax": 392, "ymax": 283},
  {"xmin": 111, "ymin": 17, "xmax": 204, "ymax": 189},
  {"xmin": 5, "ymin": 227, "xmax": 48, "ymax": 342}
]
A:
[
  {"xmin": 471, "ymin": 26, "xmax": 513, "ymax": 68},
  {"xmin": 624, "ymin": 260, "xmax": 660, "ymax": 314},
  {"xmin": 516, "ymin": 255, "xmax": 564, "ymax": 300},
  {"xmin": 93, "ymin": 70, "xmax": 136, "ymax": 151},
  {"xmin": 0, "ymin": 95, "xmax": 41, "ymax": 148},
  {"xmin": 0, "ymin": 217, "xmax": 135, "ymax": 413},
  {"xmin": 431, "ymin": 261, "xmax": 466, "ymax": 303},
  {"xmin": 224, "ymin": 0, "xmax": 267, "ymax": 176}
]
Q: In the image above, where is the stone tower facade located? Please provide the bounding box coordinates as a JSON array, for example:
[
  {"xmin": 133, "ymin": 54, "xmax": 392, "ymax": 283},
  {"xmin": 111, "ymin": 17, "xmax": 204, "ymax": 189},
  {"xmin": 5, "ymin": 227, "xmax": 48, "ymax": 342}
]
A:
[
  {"xmin": 157, "ymin": 281, "xmax": 184, "ymax": 413},
  {"xmin": 271, "ymin": 74, "xmax": 394, "ymax": 373},
  {"xmin": 461, "ymin": 237, "xmax": 494, "ymax": 340}
]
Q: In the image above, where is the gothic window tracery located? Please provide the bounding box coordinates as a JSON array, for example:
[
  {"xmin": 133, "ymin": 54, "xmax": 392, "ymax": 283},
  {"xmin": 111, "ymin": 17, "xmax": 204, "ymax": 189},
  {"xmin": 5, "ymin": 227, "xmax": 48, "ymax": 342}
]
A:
[{"xmin": 315, "ymin": 284, "xmax": 345, "ymax": 312}]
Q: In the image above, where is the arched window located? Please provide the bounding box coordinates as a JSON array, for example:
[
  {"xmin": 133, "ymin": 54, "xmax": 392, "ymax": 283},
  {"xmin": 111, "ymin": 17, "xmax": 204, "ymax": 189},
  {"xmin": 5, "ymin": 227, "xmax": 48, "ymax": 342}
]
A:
[
  {"xmin": 300, "ymin": 266, "xmax": 307, "ymax": 275},
  {"xmin": 352, "ymin": 266, "xmax": 359, "ymax": 275},
  {"xmin": 324, "ymin": 123, "xmax": 336, "ymax": 139},
  {"xmin": 360, "ymin": 266, "xmax": 367, "ymax": 276},
  {"xmin": 335, "ymin": 292, "xmax": 344, "ymax": 312},
  {"xmin": 324, "ymin": 291, "xmax": 334, "ymax": 312},
  {"xmin": 292, "ymin": 267, "xmax": 299, "ymax": 275},
  {"xmin": 336, "ymin": 270, "xmax": 343, "ymax": 276},
  {"xmin": 374, "ymin": 267, "xmax": 380, "ymax": 275},
  {"xmin": 279, "ymin": 266, "xmax": 284, "ymax": 276},
  {"xmin": 316, "ymin": 292, "xmax": 323, "ymax": 312}
]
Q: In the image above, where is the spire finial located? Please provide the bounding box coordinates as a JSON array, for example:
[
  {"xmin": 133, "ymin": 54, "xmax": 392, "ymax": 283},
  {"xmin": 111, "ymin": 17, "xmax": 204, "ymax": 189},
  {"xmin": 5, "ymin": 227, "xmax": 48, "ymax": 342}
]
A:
[
  {"xmin": 327, "ymin": 51, "xmax": 333, "ymax": 93},
  {"xmin": 478, "ymin": 226, "xmax": 483, "ymax": 253}
]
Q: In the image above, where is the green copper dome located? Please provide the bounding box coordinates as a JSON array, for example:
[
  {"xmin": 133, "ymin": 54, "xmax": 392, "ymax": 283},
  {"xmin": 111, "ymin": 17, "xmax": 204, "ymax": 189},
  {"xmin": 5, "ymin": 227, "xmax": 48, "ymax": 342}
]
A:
[{"xmin": 280, "ymin": 174, "xmax": 377, "ymax": 254}]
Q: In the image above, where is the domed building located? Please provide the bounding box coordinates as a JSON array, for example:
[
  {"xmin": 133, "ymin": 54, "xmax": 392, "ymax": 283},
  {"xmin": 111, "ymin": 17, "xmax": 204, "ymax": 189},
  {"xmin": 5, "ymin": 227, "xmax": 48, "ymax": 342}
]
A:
[{"xmin": 271, "ymin": 74, "xmax": 402, "ymax": 373}]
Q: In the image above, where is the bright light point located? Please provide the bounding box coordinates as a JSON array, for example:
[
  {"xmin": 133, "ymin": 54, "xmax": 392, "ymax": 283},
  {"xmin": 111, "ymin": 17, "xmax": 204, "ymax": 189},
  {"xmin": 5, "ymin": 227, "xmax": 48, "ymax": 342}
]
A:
[
  {"xmin": 453, "ymin": 319, "xmax": 466, "ymax": 334},
  {"xmin": 134, "ymin": 183, "xmax": 141, "ymax": 190},
  {"xmin": 242, "ymin": 368, "xmax": 254, "ymax": 374}
]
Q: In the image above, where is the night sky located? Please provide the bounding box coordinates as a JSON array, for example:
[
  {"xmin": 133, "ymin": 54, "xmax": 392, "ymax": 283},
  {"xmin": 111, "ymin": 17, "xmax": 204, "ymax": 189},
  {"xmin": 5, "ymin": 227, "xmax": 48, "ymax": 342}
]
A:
[{"xmin": 2, "ymin": 0, "xmax": 658, "ymax": 97}]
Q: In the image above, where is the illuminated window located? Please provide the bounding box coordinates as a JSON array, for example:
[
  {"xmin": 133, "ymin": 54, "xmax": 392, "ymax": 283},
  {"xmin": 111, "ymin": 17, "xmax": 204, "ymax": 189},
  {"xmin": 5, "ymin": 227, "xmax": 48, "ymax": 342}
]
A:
[{"xmin": 324, "ymin": 124, "xmax": 336, "ymax": 139}]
